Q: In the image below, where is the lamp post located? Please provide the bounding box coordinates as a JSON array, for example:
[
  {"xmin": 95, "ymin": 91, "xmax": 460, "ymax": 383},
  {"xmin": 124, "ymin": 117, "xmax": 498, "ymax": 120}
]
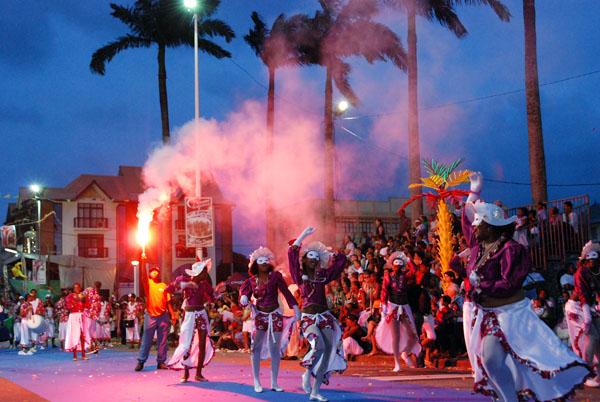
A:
[
  {"xmin": 29, "ymin": 184, "xmax": 42, "ymax": 256},
  {"xmin": 184, "ymin": 0, "xmax": 204, "ymax": 261},
  {"xmin": 131, "ymin": 260, "xmax": 140, "ymax": 297}
]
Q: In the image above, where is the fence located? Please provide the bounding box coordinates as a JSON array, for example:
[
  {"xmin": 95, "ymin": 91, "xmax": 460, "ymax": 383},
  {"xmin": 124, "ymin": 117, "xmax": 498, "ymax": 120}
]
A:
[{"xmin": 508, "ymin": 195, "xmax": 591, "ymax": 271}]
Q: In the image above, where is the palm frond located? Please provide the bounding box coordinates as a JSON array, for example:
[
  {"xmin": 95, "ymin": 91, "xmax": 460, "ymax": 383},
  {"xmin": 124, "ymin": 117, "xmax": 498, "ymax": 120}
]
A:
[
  {"xmin": 199, "ymin": 19, "xmax": 235, "ymax": 42},
  {"xmin": 428, "ymin": 0, "xmax": 468, "ymax": 37},
  {"xmin": 445, "ymin": 169, "xmax": 472, "ymax": 188},
  {"xmin": 90, "ymin": 35, "xmax": 152, "ymax": 75},
  {"xmin": 197, "ymin": 38, "xmax": 231, "ymax": 59},
  {"xmin": 454, "ymin": 0, "xmax": 511, "ymax": 22},
  {"xmin": 331, "ymin": 61, "xmax": 358, "ymax": 105}
]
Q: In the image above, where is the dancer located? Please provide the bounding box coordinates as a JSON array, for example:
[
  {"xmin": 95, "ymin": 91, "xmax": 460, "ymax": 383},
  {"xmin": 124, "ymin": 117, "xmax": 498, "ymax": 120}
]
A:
[
  {"xmin": 136, "ymin": 265, "xmax": 173, "ymax": 371},
  {"xmin": 461, "ymin": 172, "xmax": 590, "ymax": 401},
  {"xmin": 17, "ymin": 294, "xmax": 34, "ymax": 355},
  {"xmin": 43, "ymin": 295, "xmax": 56, "ymax": 348},
  {"xmin": 239, "ymin": 247, "xmax": 301, "ymax": 393},
  {"xmin": 375, "ymin": 251, "xmax": 421, "ymax": 372},
  {"xmin": 565, "ymin": 241, "xmax": 600, "ymax": 387},
  {"xmin": 288, "ymin": 227, "xmax": 347, "ymax": 402},
  {"xmin": 64, "ymin": 283, "xmax": 90, "ymax": 361},
  {"xmin": 55, "ymin": 289, "xmax": 69, "ymax": 350},
  {"xmin": 124, "ymin": 293, "xmax": 142, "ymax": 348},
  {"xmin": 83, "ymin": 284, "xmax": 101, "ymax": 354},
  {"xmin": 96, "ymin": 293, "xmax": 112, "ymax": 348},
  {"xmin": 166, "ymin": 259, "xmax": 215, "ymax": 382},
  {"xmin": 27, "ymin": 289, "xmax": 46, "ymax": 351}
]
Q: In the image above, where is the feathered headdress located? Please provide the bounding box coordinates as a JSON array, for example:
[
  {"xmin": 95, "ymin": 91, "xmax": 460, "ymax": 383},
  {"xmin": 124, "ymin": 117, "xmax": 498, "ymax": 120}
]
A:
[
  {"xmin": 301, "ymin": 241, "xmax": 332, "ymax": 269},
  {"xmin": 580, "ymin": 241, "xmax": 600, "ymax": 260},
  {"xmin": 385, "ymin": 251, "xmax": 408, "ymax": 269},
  {"xmin": 248, "ymin": 246, "xmax": 275, "ymax": 268}
]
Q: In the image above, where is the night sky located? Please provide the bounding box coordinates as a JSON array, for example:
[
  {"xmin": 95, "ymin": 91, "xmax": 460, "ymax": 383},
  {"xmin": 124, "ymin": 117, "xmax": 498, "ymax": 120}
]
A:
[{"xmin": 1, "ymin": 1, "xmax": 599, "ymax": 253}]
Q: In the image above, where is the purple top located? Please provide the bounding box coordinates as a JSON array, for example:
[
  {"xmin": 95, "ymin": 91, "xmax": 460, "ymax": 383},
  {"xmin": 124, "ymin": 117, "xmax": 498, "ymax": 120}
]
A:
[
  {"xmin": 380, "ymin": 271, "xmax": 410, "ymax": 305},
  {"xmin": 574, "ymin": 266, "xmax": 600, "ymax": 306},
  {"xmin": 166, "ymin": 275, "xmax": 214, "ymax": 307},
  {"xmin": 288, "ymin": 246, "xmax": 346, "ymax": 309},
  {"xmin": 461, "ymin": 208, "xmax": 531, "ymax": 301},
  {"xmin": 239, "ymin": 271, "xmax": 298, "ymax": 310}
]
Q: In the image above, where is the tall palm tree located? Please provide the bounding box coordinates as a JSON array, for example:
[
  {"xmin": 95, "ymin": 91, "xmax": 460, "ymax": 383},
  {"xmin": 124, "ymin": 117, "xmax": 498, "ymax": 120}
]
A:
[
  {"xmin": 90, "ymin": 0, "xmax": 234, "ymax": 144},
  {"xmin": 294, "ymin": 0, "xmax": 407, "ymax": 244},
  {"xmin": 244, "ymin": 12, "xmax": 300, "ymax": 250},
  {"xmin": 90, "ymin": 0, "xmax": 234, "ymax": 280},
  {"xmin": 523, "ymin": 0, "xmax": 547, "ymax": 203},
  {"xmin": 384, "ymin": 0, "xmax": 510, "ymax": 220}
]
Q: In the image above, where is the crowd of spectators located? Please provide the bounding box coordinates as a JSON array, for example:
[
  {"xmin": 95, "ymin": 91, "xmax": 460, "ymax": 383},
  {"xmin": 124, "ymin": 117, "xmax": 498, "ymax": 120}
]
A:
[{"xmin": 0, "ymin": 200, "xmax": 591, "ymax": 369}]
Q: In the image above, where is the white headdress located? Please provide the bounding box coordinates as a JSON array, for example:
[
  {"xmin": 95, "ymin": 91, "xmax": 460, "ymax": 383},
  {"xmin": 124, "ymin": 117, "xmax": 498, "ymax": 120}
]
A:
[
  {"xmin": 471, "ymin": 200, "xmax": 517, "ymax": 227},
  {"xmin": 386, "ymin": 251, "xmax": 408, "ymax": 269},
  {"xmin": 580, "ymin": 241, "xmax": 600, "ymax": 261},
  {"xmin": 185, "ymin": 259, "xmax": 212, "ymax": 277},
  {"xmin": 301, "ymin": 241, "xmax": 332, "ymax": 269},
  {"xmin": 248, "ymin": 246, "xmax": 275, "ymax": 268}
]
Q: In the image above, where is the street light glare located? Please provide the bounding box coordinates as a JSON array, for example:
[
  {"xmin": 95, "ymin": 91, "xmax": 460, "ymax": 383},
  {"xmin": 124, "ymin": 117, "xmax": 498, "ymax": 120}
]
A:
[
  {"xmin": 183, "ymin": 0, "xmax": 198, "ymax": 9},
  {"xmin": 29, "ymin": 184, "xmax": 41, "ymax": 194},
  {"xmin": 337, "ymin": 100, "xmax": 350, "ymax": 113}
]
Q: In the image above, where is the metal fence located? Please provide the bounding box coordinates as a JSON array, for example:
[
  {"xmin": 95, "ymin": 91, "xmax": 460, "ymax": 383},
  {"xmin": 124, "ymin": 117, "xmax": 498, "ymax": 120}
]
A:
[{"xmin": 508, "ymin": 195, "xmax": 591, "ymax": 271}]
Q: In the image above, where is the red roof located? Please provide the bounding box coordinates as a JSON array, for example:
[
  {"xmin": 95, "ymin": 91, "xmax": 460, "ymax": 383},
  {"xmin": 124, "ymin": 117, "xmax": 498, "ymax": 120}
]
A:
[{"xmin": 19, "ymin": 166, "xmax": 228, "ymax": 204}]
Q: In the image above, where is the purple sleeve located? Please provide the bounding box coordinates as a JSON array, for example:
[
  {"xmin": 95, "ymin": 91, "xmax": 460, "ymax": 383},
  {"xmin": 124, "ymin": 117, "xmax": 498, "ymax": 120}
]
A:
[
  {"xmin": 275, "ymin": 272, "xmax": 298, "ymax": 308},
  {"xmin": 239, "ymin": 278, "xmax": 253, "ymax": 303},
  {"xmin": 325, "ymin": 253, "xmax": 347, "ymax": 283},
  {"xmin": 288, "ymin": 246, "xmax": 302, "ymax": 284},
  {"xmin": 165, "ymin": 275, "xmax": 184, "ymax": 294},
  {"xmin": 479, "ymin": 243, "xmax": 530, "ymax": 298},
  {"xmin": 462, "ymin": 208, "xmax": 476, "ymax": 249},
  {"xmin": 380, "ymin": 272, "xmax": 390, "ymax": 304}
]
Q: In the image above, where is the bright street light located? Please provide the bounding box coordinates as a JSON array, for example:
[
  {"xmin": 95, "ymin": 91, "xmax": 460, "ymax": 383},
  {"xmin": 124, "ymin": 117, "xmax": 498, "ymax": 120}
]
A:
[
  {"xmin": 183, "ymin": 0, "xmax": 198, "ymax": 10},
  {"xmin": 337, "ymin": 100, "xmax": 350, "ymax": 113},
  {"xmin": 29, "ymin": 184, "xmax": 41, "ymax": 194}
]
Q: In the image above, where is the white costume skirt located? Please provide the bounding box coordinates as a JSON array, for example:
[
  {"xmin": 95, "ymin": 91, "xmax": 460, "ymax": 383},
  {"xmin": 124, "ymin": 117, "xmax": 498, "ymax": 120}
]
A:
[
  {"xmin": 564, "ymin": 300, "xmax": 600, "ymax": 366},
  {"xmin": 422, "ymin": 314, "xmax": 436, "ymax": 341},
  {"xmin": 65, "ymin": 312, "xmax": 90, "ymax": 352},
  {"xmin": 342, "ymin": 337, "xmax": 364, "ymax": 358},
  {"xmin": 300, "ymin": 311, "xmax": 347, "ymax": 385},
  {"xmin": 85, "ymin": 315, "xmax": 97, "ymax": 340},
  {"xmin": 58, "ymin": 322, "xmax": 67, "ymax": 342},
  {"xmin": 464, "ymin": 298, "xmax": 591, "ymax": 401},
  {"xmin": 375, "ymin": 302, "xmax": 422, "ymax": 356},
  {"xmin": 45, "ymin": 320, "xmax": 55, "ymax": 339},
  {"xmin": 168, "ymin": 309, "xmax": 215, "ymax": 370},
  {"xmin": 252, "ymin": 307, "xmax": 296, "ymax": 360},
  {"xmin": 126, "ymin": 318, "xmax": 140, "ymax": 343},
  {"xmin": 13, "ymin": 321, "xmax": 21, "ymax": 343},
  {"xmin": 96, "ymin": 321, "xmax": 111, "ymax": 341},
  {"xmin": 19, "ymin": 320, "xmax": 30, "ymax": 347}
]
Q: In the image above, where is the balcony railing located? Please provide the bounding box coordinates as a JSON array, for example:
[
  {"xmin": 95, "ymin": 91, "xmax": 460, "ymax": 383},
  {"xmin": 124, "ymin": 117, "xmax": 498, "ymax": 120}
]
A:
[
  {"xmin": 79, "ymin": 247, "xmax": 108, "ymax": 258},
  {"xmin": 74, "ymin": 217, "xmax": 108, "ymax": 229}
]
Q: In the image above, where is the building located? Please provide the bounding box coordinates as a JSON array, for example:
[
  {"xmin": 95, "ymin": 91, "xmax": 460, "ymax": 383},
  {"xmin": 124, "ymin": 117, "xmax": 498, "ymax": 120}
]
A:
[
  {"xmin": 4, "ymin": 166, "xmax": 233, "ymax": 295},
  {"xmin": 590, "ymin": 202, "xmax": 600, "ymax": 241}
]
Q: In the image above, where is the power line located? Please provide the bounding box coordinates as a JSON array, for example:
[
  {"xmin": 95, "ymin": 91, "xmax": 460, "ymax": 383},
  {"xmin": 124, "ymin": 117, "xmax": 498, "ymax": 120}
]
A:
[{"xmin": 344, "ymin": 68, "xmax": 600, "ymax": 120}]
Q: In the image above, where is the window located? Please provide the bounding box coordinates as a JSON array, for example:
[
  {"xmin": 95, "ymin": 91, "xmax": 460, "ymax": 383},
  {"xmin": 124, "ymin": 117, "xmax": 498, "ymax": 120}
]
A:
[
  {"xmin": 74, "ymin": 203, "xmax": 108, "ymax": 228},
  {"xmin": 78, "ymin": 234, "xmax": 107, "ymax": 258}
]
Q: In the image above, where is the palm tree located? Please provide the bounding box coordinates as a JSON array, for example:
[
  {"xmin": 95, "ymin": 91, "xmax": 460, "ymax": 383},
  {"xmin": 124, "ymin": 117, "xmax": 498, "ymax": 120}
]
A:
[
  {"xmin": 384, "ymin": 0, "xmax": 510, "ymax": 220},
  {"xmin": 90, "ymin": 0, "xmax": 234, "ymax": 144},
  {"xmin": 523, "ymin": 0, "xmax": 547, "ymax": 203},
  {"xmin": 90, "ymin": 0, "xmax": 234, "ymax": 280},
  {"xmin": 294, "ymin": 0, "xmax": 407, "ymax": 244},
  {"xmin": 244, "ymin": 12, "xmax": 300, "ymax": 250}
]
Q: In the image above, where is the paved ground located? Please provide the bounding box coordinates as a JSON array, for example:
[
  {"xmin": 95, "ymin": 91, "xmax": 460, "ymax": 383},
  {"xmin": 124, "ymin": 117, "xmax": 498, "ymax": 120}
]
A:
[{"xmin": 0, "ymin": 348, "xmax": 597, "ymax": 401}]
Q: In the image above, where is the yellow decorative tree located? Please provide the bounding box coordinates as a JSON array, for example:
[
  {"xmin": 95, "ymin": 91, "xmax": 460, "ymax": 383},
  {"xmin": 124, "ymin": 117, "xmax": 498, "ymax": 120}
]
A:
[{"xmin": 400, "ymin": 159, "xmax": 471, "ymax": 275}]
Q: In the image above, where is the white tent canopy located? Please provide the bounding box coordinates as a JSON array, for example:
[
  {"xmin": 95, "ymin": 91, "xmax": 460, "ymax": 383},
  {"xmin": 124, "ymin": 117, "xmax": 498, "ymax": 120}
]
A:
[{"xmin": 49, "ymin": 255, "xmax": 116, "ymax": 289}]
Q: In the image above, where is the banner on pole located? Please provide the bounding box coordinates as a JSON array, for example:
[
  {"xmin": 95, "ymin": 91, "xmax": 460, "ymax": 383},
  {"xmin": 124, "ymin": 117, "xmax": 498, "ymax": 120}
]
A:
[
  {"xmin": 185, "ymin": 197, "xmax": 214, "ymax": 248},
  {"xmin": 1, "ymin": 225, "xmax": 17, "ymax": 248},
  {"xmin": 32, "ymin": 258, "xmax": 46, "ymax": 285}
]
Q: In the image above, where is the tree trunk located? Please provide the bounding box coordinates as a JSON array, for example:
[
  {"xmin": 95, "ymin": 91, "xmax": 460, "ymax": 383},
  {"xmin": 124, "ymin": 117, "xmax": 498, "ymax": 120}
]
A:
[
  {"xmin": 324, "ymin": 66, "xmax": 336, "ymax": 245},
  {"xmin": 157, "ymin": 44, "xmax": 172, "ymax": 281},
  {"xmin": 523, "ymin": 0, "xmax": 548, "ymax": 203},
  {"xmin": 407, "ymin": 4, "xmax": 423, "ymax": 221},
  {"xmin": 265, "ymin": 66, "xmax": 276, "ymax": 250}
]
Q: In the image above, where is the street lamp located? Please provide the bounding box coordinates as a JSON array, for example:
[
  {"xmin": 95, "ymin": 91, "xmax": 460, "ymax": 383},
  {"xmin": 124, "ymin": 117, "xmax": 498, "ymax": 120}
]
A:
[
  {"xmin": 336, "ymin": 100, "xmax": 350, "ymax": 114},
  {"xmin": 131, "ymin": 260, "xmax": 140, "ymax": 297},
  {"xmin": 29, "ymin": 184, "xmax": 42, "ymax": 255},
  {"xmin": 184, "ymin": 0, "xmax": 204, "ymax": 260}
]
